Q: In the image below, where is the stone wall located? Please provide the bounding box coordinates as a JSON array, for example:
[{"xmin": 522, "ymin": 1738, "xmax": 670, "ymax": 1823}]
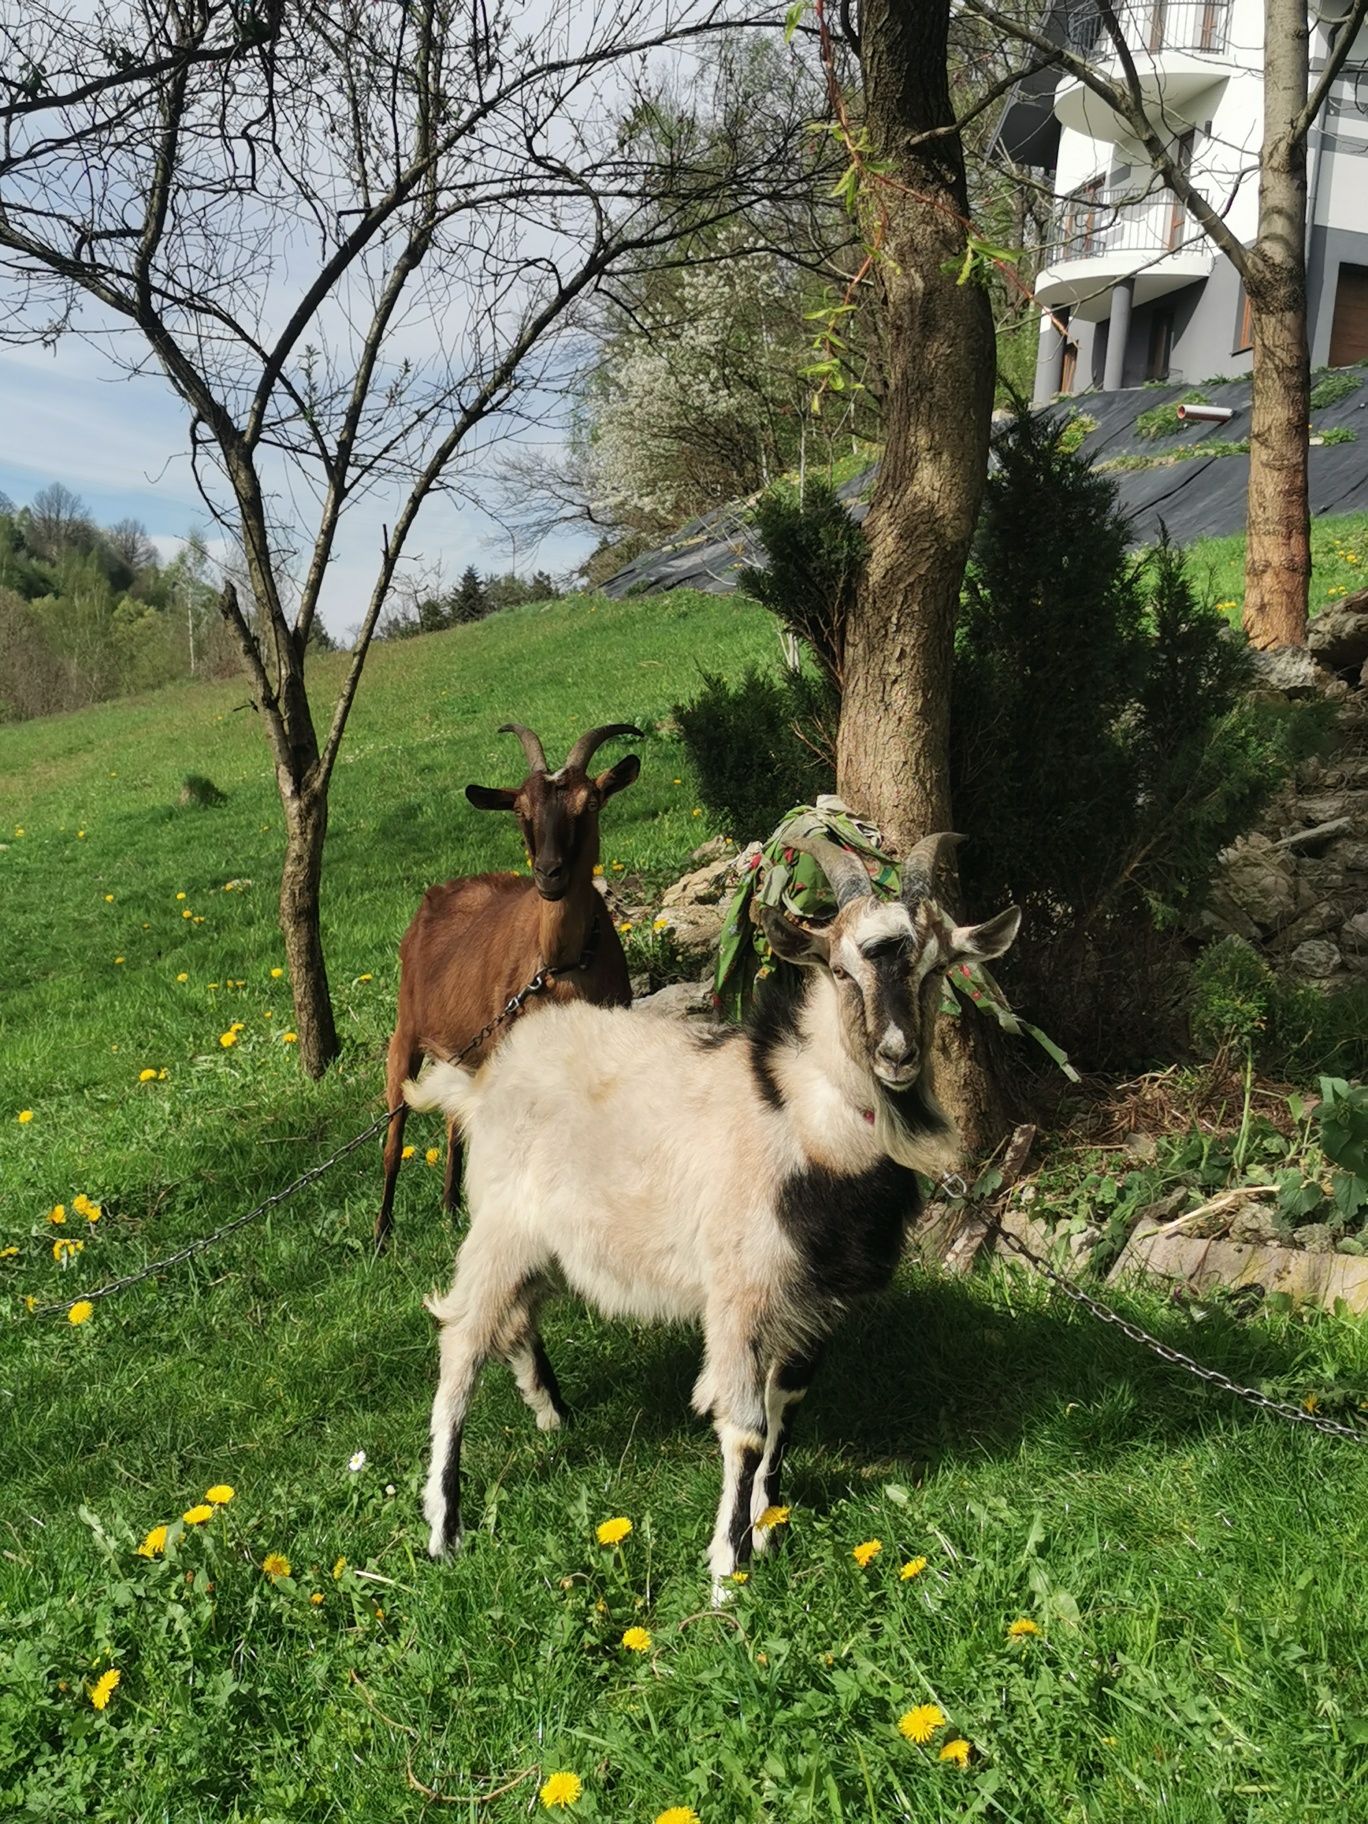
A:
[{"xmin": 1206, "ymin": 595, "xmax": 1368, "ymax": 990}]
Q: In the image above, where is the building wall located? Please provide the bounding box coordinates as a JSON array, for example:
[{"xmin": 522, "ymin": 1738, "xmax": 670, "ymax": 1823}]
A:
[{"xmin": 1308, "ymin": 225, "xmax": 1368, "ymax": 369}]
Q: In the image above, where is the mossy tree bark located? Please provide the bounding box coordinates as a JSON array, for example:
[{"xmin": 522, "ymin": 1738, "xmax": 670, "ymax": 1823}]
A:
[{"xmin": 835, "ymin": 0, "xmax": 1006, "ymax": 1151}]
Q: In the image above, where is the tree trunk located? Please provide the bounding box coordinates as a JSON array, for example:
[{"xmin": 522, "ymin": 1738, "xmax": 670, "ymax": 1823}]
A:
[
  {"xmin": 836, "ymin": 0, "xmax": 1005, "ymax": 1150},
  {"xmin": 280, "ymin": 788, "xmax": 338, "ymax": 1079},
  {"xmin": 1243, "ymin": 0, "xmax": 1312, "ymax": 651}
]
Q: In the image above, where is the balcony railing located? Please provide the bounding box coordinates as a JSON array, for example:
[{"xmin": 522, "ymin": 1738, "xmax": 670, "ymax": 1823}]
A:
[
  {"xmin": 1062, "ymin": 0, "xmax": 1230, "ymax": 57},
  {"xmin": 1044, "ymin": 183, "xmax": 1203, "ymax": 264}
]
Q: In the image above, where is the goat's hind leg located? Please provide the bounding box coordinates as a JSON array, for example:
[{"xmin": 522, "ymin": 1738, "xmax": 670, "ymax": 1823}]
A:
[
  {"xmin": 423, "ymin": 1229, "xmax": 544, "ymax": 1558},
  {"xmin": 750, "ymin": 1347, "xmax": 823, "ymax": 1558},
  {"xmin": 501, "ymin": 1284, "xmax": 571, "ymax": 1431}
]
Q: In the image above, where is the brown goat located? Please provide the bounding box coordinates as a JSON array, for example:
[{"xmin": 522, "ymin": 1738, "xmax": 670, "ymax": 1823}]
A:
[{"xmin": 376, "ymin": 721, "xmax": 641, "ymax": 1250}]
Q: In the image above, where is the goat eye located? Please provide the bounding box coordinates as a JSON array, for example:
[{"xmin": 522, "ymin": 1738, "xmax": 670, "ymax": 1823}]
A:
[{"xmin": 831, "ymin": 964, "xmax": 848, "ymax": 982}]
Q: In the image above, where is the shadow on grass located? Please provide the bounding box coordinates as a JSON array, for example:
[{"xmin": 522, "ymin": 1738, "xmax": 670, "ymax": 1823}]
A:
[{"xmin": 536, "ymin": 1264, "xmax": 1355, "ymax": 1504}]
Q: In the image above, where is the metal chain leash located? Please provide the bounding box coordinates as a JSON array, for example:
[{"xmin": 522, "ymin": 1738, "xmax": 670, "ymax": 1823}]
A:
[
  {"xmin": 954, "ymin": 1185, "xmax": 1368, "ymax": 1449},
  {"xmin": 28, "ymin": 961, "xmax": 566, "ymax": 1319}
]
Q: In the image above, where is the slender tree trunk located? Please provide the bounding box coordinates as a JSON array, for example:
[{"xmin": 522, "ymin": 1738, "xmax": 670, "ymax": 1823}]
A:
[
  {"xmin": 1243, "ymin": 0, "xmax": 1312, "ymax": 650},
  {"xmin": 279, "ymin": 787, "xmax": 338, "ymax": 1078},
  {"xmin": 836, "ymin": 0, "xmax": 1005, "ymax": 1150}
]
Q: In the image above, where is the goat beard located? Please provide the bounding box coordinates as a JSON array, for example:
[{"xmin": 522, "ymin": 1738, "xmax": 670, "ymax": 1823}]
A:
[{"xmin": 873, "ymin": 1075, "xmax": 960, "ymax": 1178}]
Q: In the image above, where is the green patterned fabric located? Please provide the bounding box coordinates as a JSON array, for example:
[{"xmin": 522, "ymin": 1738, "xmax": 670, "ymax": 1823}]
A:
[{"xmin": 713, "ymin": 800, "xmax": 1079, "ymax": 1081}]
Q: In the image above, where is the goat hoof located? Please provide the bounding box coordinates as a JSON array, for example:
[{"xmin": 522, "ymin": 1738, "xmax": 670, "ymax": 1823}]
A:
[
  {"xmin": 709, "ymin": 1577, "xmax": 737, "ymax": 1610},
  {"xmin": 427, "ymin": 1521, "xmax": 463, "ymax": 1560}
]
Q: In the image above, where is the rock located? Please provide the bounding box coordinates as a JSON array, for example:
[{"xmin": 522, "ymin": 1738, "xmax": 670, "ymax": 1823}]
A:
[
  {"xmin": 1295, "ymin": 1222, "xmax": 1338, "ymax": 1254},
  {"xmin": 1210, "ymin": 833, "xmax": 1297, "ymax": 931},
  {"xmin": 689, "ymin": 835, "xmax": 734, "ymax": 865},
  {"xmin": 660, "ymin": 855, "xmax": 736, "ymax": 908},
  {"xmin": 1289, "ymin": 938, "xmax": 1342, "ymax": 978},
  {"xmin": 1308, "ymin": 592, "xmax": 1368, "ymax": 674},
  {"xmin": 1338, "ymin": 844, "xmax": 1368, "ymax": 876},
  {"xmin": 1340, "ymin": 910, "xmax": 1368, "ymax": 954},
  {"xmin": 1229, "ymin": 1208, "xmax": 1284, "ymax": 1247},
  {"xmin": 1277, "ymin": 817, "xmax": 1352, "ymax": 854},
  {"xmin": 1248, "ymin": 646, "xmax": 1329, "ymax": 697},
  {"xmin": 635, "ymin": 977, "xmax": 717, "ymax": 1020},
  {"xmin": 1297, "ymin": 791, "xmax": 1368, "ymax": 825},
  {"xmin": 652, "ymin": 901, "xmax": 726, "ymax": 963}
]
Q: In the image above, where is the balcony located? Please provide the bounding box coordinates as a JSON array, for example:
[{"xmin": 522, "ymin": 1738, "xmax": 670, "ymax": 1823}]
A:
[
  {"xmin": 1053, "ymin": 0, "xmax": 1235, "ymax": 142},
  {"xmin": 1034, "ymin": 183, "xmax": 1214, "ymax": 311}
]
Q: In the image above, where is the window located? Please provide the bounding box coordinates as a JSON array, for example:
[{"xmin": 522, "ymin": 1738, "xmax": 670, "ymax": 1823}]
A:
[
  {"xmin": 1329, "ymin": 264, "xmax": 1368, "ymax": 367},
  {"xmin": 1146, "ymin": 308, "xmax": 1174, "ymax": 381},
  {"xmin": 1233, "ymin": 285, "xmax": 1253, "ymax": 354}
]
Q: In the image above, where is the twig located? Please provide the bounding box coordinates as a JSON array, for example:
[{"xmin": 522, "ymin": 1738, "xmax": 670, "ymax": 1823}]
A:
[
  {"xmin": 1147, "ymin": 1184, "xmax": 1278, "ymax": 1237},
  {"xmin": 404, "ymin": 1760, "xmax": 539, "ymax": 1805},
  {"xmin": 677, "ymin": 1607, "xmax": 744, "ymax": 1633},
  {"xmin": 348, "ymin": 1669, "xmax": 418, "ymax": 1740}
]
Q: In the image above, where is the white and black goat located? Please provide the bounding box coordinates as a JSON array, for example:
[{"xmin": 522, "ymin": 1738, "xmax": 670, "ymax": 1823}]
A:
[{"xmin": 404, "ymin": 832, "xmax": 1020, "ymax": 1591}]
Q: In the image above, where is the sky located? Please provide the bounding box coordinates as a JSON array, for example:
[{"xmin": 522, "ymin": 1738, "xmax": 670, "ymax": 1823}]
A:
[{"xmin": 0, "ymin": 336, "xmax": 593, "ymax": 642}]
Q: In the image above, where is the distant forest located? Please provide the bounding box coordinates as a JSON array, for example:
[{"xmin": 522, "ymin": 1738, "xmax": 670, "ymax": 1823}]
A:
[{"xmin": 0, "ymin": 483, "xmax": 562, "ymax": 724}]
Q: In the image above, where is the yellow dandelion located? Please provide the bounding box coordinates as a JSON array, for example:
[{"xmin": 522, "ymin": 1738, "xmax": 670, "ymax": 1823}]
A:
[
  {"xmin": 48, "ymin": 1204, "xmax": 66, "ymax": 1224},
  {"xmin": 852, "ymin": 1539, "xmax": 882, "ymax": 1568},
  {"xmin": 77, "ymin": 829, "xmax": 85, "ymax": 838},
  {"xmin": 139, "ymin": 1068, "xmax": 159, "ymax": 1083},
  {"xmin": 656, "ymin": 1810, "xmax": 701, "ymax": 1824},
  {"xmin": 219, "ymin": 1029, "xmax": 238, "ymax": 1048},
  {"xmin": 0, "ymin": 1246, "xmax": 19, "ymax": 1260},
  {"xmin": 104, "ymin": 893, "xmax": 115, "ymax": 903},
  {"xmin": 24, "ymin": 1295, "xmax": 37, "ymax": 1312},
  {"xmin": 176, "ymin": 972, "xmax": 188, "ymax": 983},
  {"xmin": 672, "ymin": 777, "xmax": 682, "ymax": 785},
  {"xmin": 67, "ymin": 1300, "xmax": 94, "ymax": 1325},
  {"xmin": 176, "ymin": 891, "xmax": 187, "ymax": 900},
  {"xmin": 621, "ymin": 1626, "xmax": 652, "ymax": 1652},
  {"xmin": 136, "ymin": 1524, "xmax": 168, "ymax": 1557},
  {"xmin": 900, "ymin": 1556, "xmax": 928, "ymax": 1580},
  {"xmin": 538, "ymin": 1771, "xmax": 582, "ymax": 1810},
  {"xmin": 182, "ymin": 1504, "xmax": 213, "ymax": 1525},
  {"xmin": 756, "ymin": 1505, "xmax": 790, "ymax": 1529},
  {"xmin": 592, "ymin": 864, "xmax": 604, "ymax": 877},
  {"xmin": 939, "ymin": 1738, "xmax": 971, "ymax": 1768},
  {"xmin": 332, "ymin": 1557, "xmax": 347, "ymax": 1579},
  {"xmin": 18, "ymin": 1109, "xmax": 34, "ymax": 1124},
  {"xmin": 88, "ymin": 1668, "xmax": 120, "ymax": 1711},
  {"xmin": 53, "ymin": 1237, "xmax": 84, "ymax": 1260},
  {"xmin": 271, "ymin": 966, "xmax": 284, "ymax": 978},
  {"xmin": 114, "ymin": 955, "xmax": 125, "ymax": 965},
  {"xmin": 359, "ymin": 973, "xmax": 373, "ymax": 982},
  {"xmin": 596, "ymin": 1516, "xmax": 633, "ymax": 1547},
  {"xmin": 1303, "ymin": 1393, "xmax": 1320, "ymax": 1414},
  {"xmin": 401, "ymin": 1145, "xmax": 415, "ymax": 1160},
  {"xmin": 182, "ymin": 909, "xmax": 193, "ymax": 920},
  {"xmin": 262, "ymin": 1552, "xmax": 291, "ymax": 1578},
  {"xmin": 71, "ymin": 1194, "xmax": 91, "ymax": 1216},
  {"xmin": 281, "ymin": 1031, "xmax": 298, "ymax": 1044},
  {"xmin": 204, "ymin": 1484, "xmax": 235, "ymax": 1506},
  {"xmin": 898, "ymin": 1703, "xmax": 946, "ymax": 1744},
  {"xmin": 730, "ymin": 1570, "xmax": 749, "ymax": 1585},
  {"xmin": 425, "ymin": 1146, "xmax": 440, "ymax": 1166},
  {"xmin": 82, "ymin": 1202, "xmax": 103, "ymax": 1223},
  {"xmin": 618, "ymin": 921, "xmax": 633, "ymax": 935},
  {"xmin": 653, "ymin": 917, "xmax": 670, "ymax": 931},
  {"xmin": 1007, "ymin": 1617, "xmax": 1039, "ymax": 1637},
  {"xmin": 310, "ymin": 1592, "xmax": 325, "ymax": 1606}
]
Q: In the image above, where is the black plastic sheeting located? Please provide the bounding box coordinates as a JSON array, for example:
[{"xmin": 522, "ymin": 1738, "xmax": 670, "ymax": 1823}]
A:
[{"xmin": 598, "ymin": 374, "xmax": 1368, "ymax": 598}]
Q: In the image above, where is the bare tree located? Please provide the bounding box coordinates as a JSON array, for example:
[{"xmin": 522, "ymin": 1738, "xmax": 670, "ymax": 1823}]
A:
[
  {"xmin": 26, "ymin": 482, "xmax": 92, "ymax": 557},
  {"xmin": 967, "ymin": 0, "xmax": 1368, "ymax": 650},
  {"xmin": 0, "ymin": 0, "xmax": 804, "ymax": 1075}
]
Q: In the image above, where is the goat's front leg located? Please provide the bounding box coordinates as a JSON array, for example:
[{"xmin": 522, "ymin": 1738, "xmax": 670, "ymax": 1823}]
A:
[
  {"xmin": 701, "ymin": 1303, "xmax": 769, "ymax": 1601},
  {"xmin": 750, "ymin": 1347, "xmax": 823, "ymax": 1557}
]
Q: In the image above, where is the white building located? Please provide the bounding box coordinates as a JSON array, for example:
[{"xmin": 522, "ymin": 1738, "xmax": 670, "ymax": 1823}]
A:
[{"xmin": 996, "ymin": 0, "xmax": 1368, "ymax": 402}]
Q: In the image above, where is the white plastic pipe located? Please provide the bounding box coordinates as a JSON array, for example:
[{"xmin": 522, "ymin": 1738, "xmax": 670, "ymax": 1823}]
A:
[{"xmin": 1176, "ymin": 403, "xmax": 1235, "ymax": 423}]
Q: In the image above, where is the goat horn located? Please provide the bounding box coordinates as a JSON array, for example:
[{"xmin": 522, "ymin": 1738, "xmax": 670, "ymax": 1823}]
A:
[
  {"xmin": 497, "ymin": 722, "xmax": 548, "ymax": 773},
  {"xmin": 899, "ymin": 832, "xmax": 966, "ymax": 905},
  {"xmin": 786, "ymin": 834, "xmax": 874, "ymax": 909},
  {"xmin": 563, "ymin": 723, "xmax": 644, "ymax": 773}
]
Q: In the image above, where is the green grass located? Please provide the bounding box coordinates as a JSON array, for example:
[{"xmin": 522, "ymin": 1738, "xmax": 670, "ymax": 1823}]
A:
[
  {"xmin": 3, "ymin": 588, "xmax": 1368, "ymax": 1822},
  {"xmin": 1184, "ymin": 512, "xmax": 1368, "ymax": 622}
]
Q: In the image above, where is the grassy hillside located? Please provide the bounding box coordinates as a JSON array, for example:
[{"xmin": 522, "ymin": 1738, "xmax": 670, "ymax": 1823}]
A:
[
  {"xmin": 3, "ymin": 587, "xmax": 1368, "ymax": 1823},
  {"xmin": 1185, "ymin": 512, "xmax": 1368, "ymax": 620}
]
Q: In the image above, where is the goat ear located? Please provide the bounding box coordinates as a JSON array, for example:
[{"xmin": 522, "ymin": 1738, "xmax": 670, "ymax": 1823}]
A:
[
  {"xmin": 946, "ymin": 905, "xmax": 1021, "ymax": 965},
  {"xmin": 759, "ymin": 905, "xmax": 830, "ymax": 967},
  {"xmin": 595, "ymin": 753, "xmax": 640, "ymax": 801},
  {"xmin": 465, "ymin": 783, "xmax": 519, "ymax": 812}
]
